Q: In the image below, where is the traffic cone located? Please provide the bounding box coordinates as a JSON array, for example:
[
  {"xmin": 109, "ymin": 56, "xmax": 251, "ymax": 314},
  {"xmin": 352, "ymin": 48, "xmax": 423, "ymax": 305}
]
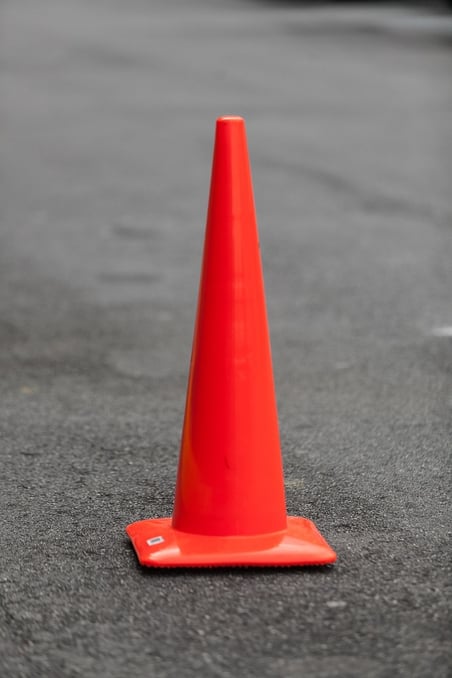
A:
[{"xmin": 126, "ymin": 116, "xmax": 336, "ymax": 567}]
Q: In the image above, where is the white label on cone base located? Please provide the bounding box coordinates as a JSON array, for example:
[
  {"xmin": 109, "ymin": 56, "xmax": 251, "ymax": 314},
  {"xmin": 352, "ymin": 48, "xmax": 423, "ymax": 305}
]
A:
[{"xmin": 147, "ymin": 536, "xmax": 164, "ymax": 546}]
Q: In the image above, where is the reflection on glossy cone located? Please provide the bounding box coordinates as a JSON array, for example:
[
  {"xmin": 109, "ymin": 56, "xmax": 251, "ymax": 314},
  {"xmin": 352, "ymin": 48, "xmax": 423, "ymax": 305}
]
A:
[{"xmin": 126, "ymin": 116, "xmax": 336, "ymax": 567}]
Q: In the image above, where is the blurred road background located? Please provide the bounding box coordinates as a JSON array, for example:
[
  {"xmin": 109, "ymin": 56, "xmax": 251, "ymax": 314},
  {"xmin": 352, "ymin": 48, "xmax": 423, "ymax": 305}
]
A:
[{"xmin": 1, "ymin": 1, "xmax": 451, "ymax": 677}]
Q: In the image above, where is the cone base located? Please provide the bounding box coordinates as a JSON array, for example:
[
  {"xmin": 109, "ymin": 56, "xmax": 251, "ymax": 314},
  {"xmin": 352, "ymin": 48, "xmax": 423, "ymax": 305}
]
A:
[{"xmin": 126, "ymin": 516, "xmax": 336, "ymax": 568}]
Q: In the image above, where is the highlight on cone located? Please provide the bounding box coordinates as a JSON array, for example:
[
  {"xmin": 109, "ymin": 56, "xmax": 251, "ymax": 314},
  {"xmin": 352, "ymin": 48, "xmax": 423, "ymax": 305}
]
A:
[{"xmin": 126, "ymin": 116, "xmax": 336, "ymax": 567}]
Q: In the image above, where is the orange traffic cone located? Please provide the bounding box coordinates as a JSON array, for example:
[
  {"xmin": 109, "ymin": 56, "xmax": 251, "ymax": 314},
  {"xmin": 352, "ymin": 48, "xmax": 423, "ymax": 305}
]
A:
[{"xmin": 126, "ymin": 116, "xmax": 336, "ymax": 567}]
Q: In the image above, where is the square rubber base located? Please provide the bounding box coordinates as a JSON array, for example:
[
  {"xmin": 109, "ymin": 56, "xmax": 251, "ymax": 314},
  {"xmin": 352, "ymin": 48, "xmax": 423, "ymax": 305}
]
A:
[{"xmin": 126, "ymin": 516, "xmax": 336, "ymax": 567}]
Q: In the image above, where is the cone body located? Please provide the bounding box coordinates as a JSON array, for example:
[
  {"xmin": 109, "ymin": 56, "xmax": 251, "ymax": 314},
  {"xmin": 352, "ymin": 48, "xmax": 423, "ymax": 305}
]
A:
[
  {"xmin": 172, "ymin": 117, "xmax": 286, "ymax": 537},
  {"xmin": 126, "ymin": 116, "xmax": 336, "ymax": 567}
]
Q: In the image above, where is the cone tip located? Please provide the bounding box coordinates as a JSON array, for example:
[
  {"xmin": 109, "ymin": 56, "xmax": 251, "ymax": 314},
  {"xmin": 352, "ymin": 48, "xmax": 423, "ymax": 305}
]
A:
[{"xmin": 216, "ymin": 115, "xmax": 245, "ymax": 126}]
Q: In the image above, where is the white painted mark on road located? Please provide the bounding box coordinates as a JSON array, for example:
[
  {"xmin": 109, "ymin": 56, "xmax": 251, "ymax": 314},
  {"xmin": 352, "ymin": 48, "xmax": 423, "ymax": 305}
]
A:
[
  {"xmin": 431, "ymin": 326, "xmax": 452, "ymax": 338},
  {"xmin": 285, "ymin": 479, "xmax": 304, "ymax": 489}
]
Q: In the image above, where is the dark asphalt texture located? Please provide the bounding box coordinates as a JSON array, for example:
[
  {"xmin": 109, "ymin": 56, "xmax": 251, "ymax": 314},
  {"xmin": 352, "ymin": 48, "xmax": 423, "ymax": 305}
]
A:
[{"xmin": 1, "ymin": 1, "xmax": 451, "ymax": 677}]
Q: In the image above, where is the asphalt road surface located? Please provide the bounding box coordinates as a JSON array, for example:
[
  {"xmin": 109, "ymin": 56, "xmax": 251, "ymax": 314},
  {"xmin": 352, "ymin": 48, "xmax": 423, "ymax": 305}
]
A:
[{"xmin": 1, "ymin": 1, "xmax": 451, "ymax": 677}]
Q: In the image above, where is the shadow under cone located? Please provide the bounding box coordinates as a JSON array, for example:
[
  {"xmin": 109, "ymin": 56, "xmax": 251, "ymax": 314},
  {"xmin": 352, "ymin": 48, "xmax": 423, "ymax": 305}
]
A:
[{"xmin": 126, "ymin": 116, "xmax": 336, "ymax": 567}]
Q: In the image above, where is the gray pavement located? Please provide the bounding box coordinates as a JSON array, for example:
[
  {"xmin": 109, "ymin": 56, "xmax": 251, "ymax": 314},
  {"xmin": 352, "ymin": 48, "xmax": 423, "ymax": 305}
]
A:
[{"xmin": 1, "ymin": 1, "xmax": 451, "ymax": 677}]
